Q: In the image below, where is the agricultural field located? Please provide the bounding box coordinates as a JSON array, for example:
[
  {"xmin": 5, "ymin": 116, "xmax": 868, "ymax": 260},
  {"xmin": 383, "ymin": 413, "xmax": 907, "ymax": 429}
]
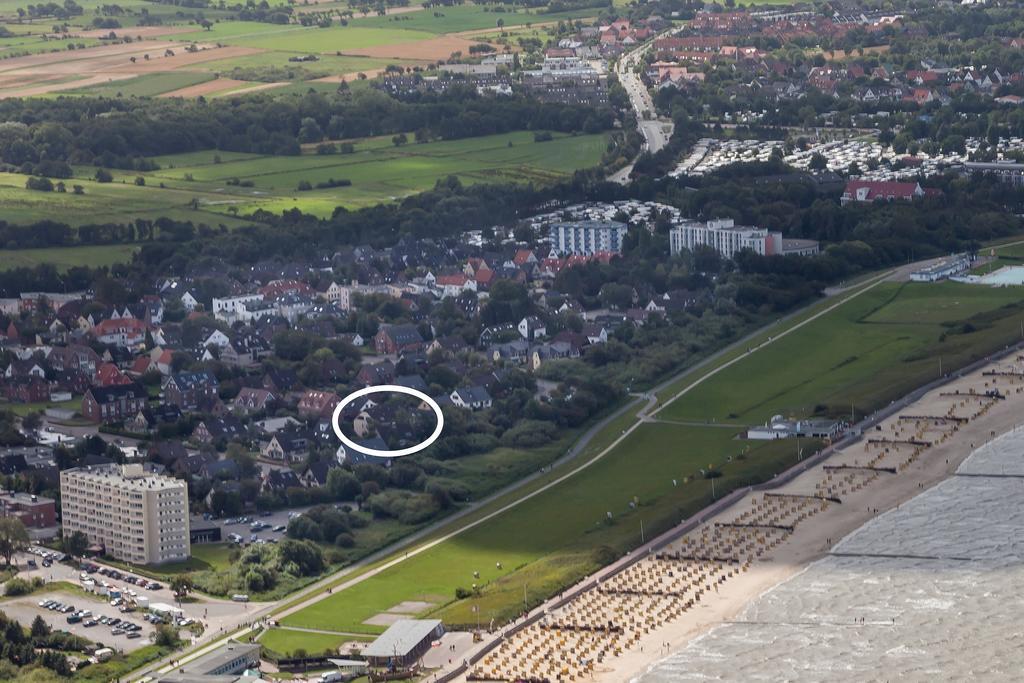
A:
[
  {"xmin": 279, "ymin": 279, "xmax": 1024, "ymax": 639},
  {"xmin": 174, "ymin": 24, "xmax": 433, "ymax": 52},
  {"xmin": 0, "ymin": 0, "xmax": 599, "ymax": 97},
  {"xmin": 0, "ymin": 2, "xmax": 520, "ymax": 96},
  {"xmin": 351, "ymin": 5, "xmax": 598, "ymax": 34},
  {"xmin": 0, "ymin": 172, "xmax": 254, "ymax": 227},
  {"xmin": 191, "ymin": 51, "xmax": 399, "ymax": 79},
  {"xmin": 0, "ymin": 130, "xmax": 606, "ymax": 227},
  {"xmin": 74, "ymin": 129, "xmax": 607, "ymax": 217},
  {"xmin": 0, "ymin": 244, "xmax": 139, "ymax": 271},
  {"xmin": 64, "ymin": 71, "xmax": 214, "ymax": 97}
]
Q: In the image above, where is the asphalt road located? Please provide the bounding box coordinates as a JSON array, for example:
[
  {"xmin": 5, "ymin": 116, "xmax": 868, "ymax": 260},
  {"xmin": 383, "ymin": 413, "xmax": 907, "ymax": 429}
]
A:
[{"xmin": 609, "ymin": 28, "xmax": 676, "ymax": 183}]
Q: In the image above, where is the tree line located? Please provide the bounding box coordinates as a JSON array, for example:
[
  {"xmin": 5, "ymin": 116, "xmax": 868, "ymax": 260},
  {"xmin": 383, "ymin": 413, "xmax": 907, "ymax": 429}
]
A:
[{"xmin": 0, "ymin": 88, "xmax": 613, "ymax": 173}]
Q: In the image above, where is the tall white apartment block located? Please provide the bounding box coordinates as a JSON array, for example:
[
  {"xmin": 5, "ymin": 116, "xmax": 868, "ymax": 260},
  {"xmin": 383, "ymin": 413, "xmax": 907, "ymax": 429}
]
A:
[
  {"xmin": 60, "ymin": 464, "xmax": 190, "ymax": 565},
  {"xmin": 669, "ymin": 218, "xmax": 783, "ymax": 259},
  {"xmin": 549, "ymin": 220, "xmax": 627, "ymax": 255}
]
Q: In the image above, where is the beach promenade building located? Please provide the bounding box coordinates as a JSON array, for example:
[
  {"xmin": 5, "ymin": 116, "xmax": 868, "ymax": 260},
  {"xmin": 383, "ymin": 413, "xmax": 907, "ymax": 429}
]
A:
[
  {"xmin": 60, "ymin": 464, "xmax": 189, "ymax": 565},
  {"xmin": 363, "ymin": 619, "xmax": 446, "ymax": 668},
  {"xmin": 550, "ymin": 220, "xmax": 627, "ymax": 255}
]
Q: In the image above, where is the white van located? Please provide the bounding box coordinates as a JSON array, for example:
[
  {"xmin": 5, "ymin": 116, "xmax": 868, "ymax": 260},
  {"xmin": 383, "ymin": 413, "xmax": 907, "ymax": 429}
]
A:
[
  {"xmin": 319, "ymin": 673, "xmax": 344, "ymax": 683},
  {"xmin": 231, "ymin": 594, "xmax": 249, "ymax": 602}
]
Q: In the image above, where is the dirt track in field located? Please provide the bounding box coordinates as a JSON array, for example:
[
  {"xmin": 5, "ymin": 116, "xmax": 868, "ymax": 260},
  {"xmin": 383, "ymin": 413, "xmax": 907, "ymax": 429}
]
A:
[
  {"xmin": 161, "ymin": 77, "xmax": 289, "ymax": 98},
  {"xmin": 159, "ymin": 77, "xmax": 251, "ymax": 97}
]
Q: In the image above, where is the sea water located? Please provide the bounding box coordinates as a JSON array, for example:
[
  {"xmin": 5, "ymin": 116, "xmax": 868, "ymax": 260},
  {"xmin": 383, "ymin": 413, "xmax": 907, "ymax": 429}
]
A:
[{"xmin": 638, "ymin": 429, "xmax": 1024, "ymax": 682}]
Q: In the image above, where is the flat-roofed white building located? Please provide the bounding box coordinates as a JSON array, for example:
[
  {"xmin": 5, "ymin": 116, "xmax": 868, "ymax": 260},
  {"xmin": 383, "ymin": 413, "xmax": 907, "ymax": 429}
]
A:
[
  {"xmin": 60, "ymin": 464, "xmax": 189, "ymax": 565},
  {"xmin": 549, "ymin": 220, "xmax": 627, "ymax": 255},
  {"xmin": 670, "ymin": 218, "xmax": 783, "ymax": 259}
]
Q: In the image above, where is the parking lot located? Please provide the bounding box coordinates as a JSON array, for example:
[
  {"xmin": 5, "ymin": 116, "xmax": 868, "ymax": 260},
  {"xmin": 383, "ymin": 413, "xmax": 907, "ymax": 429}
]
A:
[
  {"xmin": 14, "ymin": 549, "xmax": 269, "ymax": 648},
  {"xmin": 193, "ymin": 506, "xmax": 313, "ymax": 546},
  {"xmin": 3, "ymin": 591, "xmax": 159, "ymax": 653}
]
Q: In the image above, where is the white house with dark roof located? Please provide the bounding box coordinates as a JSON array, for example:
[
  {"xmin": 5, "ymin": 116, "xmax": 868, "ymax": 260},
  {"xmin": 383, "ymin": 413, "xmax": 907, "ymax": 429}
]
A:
[{"xmin": 450, "ymin": 386, "xmax": 493, "ymax": 410}]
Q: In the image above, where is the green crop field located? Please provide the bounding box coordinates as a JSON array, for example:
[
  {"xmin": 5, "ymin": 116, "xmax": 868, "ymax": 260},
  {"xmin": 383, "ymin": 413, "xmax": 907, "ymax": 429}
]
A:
[
  {"xmin": 0, "ymin": 244, "xmax": 139, "ymax": 271},
  {"xmin": 66, "ymin": 72, "xmax": 216, "ymax": 98},
  {"xmin": 352, "ymin": 5, "xmax": 598, "ymax": 34},
  {"xmin": 280, "ymin": 279, "xmax": 1024, "ymax": 638},
  {"xmin": 173, "ymin": 24, "xmax": 432, "ymax": 52}
]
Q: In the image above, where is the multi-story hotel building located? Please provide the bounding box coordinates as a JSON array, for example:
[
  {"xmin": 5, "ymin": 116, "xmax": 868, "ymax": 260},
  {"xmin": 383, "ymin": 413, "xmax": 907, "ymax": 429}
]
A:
[
  {"xmin": 60, "ymin": 464, "xmax": 190, "ymax": 565},
  {"xmin": 549, "ymin": 220, "xmax": 627, "ymax": 255},
  {"xmin": 670, "ymin": 218, "xmax": 783, "ymax": 259}
]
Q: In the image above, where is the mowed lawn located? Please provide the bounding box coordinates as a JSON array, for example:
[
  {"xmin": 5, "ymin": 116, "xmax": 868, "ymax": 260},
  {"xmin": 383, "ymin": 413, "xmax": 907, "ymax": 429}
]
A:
[
  {"xmin": 0, "ymin": 244, "xmax": 139, "ymax": 271},
  {"xmin": 282, "ymin": 425, "xmax": 799, "ymax": 634},
  {"xmin": 259, "ymin": 628, "xmax": 371, "ymax": 656},
  {"xmin": 101, "ymin": 543, "xmax": 235, "ymax": 580},
  {"xmin": 660, "ymin": 281, "xmax": 1024, "ymax": 424}
]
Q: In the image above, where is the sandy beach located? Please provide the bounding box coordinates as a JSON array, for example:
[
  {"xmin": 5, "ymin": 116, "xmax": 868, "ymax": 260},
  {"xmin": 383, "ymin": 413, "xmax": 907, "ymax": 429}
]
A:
[
  {"xmin": 462, "ymin": 352, "xmax": 1024, "ymax": 682},
  {"xmin": 614, "ymin": 359, "xmax": 1024, "ymax": 682}
]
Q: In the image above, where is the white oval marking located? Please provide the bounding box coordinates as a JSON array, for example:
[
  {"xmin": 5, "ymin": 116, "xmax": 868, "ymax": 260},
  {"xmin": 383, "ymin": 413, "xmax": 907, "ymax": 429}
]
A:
[{"xmin": 331, "ymin": 384, "xmax": 444, "ymax": 458}]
